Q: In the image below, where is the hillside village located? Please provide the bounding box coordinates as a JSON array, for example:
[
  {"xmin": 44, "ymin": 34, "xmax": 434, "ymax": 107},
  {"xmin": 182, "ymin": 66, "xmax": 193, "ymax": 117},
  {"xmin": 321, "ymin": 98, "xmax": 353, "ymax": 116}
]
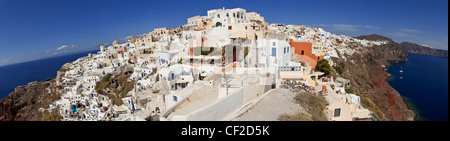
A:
[{"xmin": 46, "ymin": 8, "xmax": 389, "ymax": 121}]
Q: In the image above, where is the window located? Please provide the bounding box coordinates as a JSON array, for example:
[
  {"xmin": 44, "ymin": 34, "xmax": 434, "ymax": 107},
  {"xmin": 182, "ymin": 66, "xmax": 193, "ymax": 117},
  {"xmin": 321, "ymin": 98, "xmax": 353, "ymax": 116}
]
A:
[
  {"xmin": 217, "ymin": 14, "xmax": 220, "ymax": 18},
  {"xmin": 284, "ymin": 48, "xmax": 286, "ymax": 53},
  {"xmin": 301, "ymin": 50, "xmax": 304, "ymax": 55},
  {"xmin": 287, "ymin": 47, "xmax": 289, "ymax": 52},
  {"xmin": 173, "ymin": 96, "xmax": 178, "ymax": 102},
  {"xmin": 273, "ymin": 42, "xmax": 276, "ymax": 46},
  {"xmin": 334, "ymin": 108, "xmax": 341, "ymax": 117},
  {"xmin": 272, "ymin": 48, "xmax": 277, "ymax": 57}
]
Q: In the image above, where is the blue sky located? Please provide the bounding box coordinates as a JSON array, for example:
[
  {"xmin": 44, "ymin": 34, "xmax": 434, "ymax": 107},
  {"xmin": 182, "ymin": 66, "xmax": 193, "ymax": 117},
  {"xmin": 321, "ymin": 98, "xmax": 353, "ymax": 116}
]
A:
[{"xmin": 0, "ymin": 0, "xmax": 448, "ymax": 66}]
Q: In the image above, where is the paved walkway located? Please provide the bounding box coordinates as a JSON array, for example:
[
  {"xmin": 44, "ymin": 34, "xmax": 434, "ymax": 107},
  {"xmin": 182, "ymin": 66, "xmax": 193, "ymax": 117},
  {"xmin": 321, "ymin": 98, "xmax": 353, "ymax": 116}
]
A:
[
  {"xmin": 232, "ymin": 89, "xmax": 306, "ymax": 121},
  {"xmin": 167, "ymin": 85, "xmax": 218, "ymax": 120}
]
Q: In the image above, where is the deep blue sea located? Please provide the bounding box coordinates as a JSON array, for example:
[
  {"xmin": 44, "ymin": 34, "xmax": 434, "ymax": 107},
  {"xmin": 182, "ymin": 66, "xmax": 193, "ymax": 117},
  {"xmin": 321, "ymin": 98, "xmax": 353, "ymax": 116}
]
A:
[
  {"xmin": 0, "ymin": 50, "xmax": 98, "ymax": 99},
  {"xmin": 387, "ymin": 53, "xmax": 448, "ymax": 121}
]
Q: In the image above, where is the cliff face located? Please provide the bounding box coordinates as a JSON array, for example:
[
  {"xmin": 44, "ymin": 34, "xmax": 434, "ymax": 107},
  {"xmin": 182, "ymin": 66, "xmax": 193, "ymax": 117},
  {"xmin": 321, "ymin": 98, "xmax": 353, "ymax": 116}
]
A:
[
  {"xmin": 400, "ymin": 42, "xmax": 448, "ymax": 58},
  {"xmin": 335, "ymin": 34, "xmax": 416, "ymax": 121},
  {"xmin": 0, "ymin": 64, "xmax": 69, "ymax": 121},
  {"xmin": 0, "ymin": 80, "xmax": 53, "ymax": 121}
]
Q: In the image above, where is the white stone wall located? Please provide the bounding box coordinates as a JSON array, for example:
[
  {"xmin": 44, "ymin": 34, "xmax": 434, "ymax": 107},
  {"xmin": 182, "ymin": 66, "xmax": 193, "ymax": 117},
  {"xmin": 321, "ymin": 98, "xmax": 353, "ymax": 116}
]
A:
[{"xmin": 172, "ymin": 88, "xmax": 244, "ymax": 121}]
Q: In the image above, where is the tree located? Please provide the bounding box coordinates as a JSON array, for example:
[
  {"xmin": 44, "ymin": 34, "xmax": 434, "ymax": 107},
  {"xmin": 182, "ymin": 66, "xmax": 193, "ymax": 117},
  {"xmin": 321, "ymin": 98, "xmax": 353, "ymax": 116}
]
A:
[
  {"xmin": 315, "ymin": 59, "xmax": 332, "ymax": 75},
  {"xmin": 333, "ymin": 66, "xmax": 343, "ymax": 75}
]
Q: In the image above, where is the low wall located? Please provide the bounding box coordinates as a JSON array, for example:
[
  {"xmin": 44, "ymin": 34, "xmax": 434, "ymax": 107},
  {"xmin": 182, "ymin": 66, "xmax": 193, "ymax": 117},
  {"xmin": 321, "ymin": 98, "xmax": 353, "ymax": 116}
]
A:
[
  {"xmin": 172, "ymin": 88, "xmax": 244, "ymax": 121},
  {"xmin": 243, "ymin": 82, "xmax": 265, "ymax": 104},
  {"xmin": 160, "ymin": 97, "xmax": 188, "ymax": 121}
]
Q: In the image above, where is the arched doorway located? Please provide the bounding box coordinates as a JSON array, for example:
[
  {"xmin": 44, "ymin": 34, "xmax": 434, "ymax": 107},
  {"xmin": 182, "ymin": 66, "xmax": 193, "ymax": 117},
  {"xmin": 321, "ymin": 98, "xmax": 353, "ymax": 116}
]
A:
[{"xmin": 215, "ymin": 22, "xmax": 222, "ymax": 27}]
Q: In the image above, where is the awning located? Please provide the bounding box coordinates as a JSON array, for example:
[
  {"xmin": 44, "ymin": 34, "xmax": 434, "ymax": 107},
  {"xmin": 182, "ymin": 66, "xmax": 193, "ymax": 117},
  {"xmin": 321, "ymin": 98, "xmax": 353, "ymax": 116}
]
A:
[
  {"xmin": 313, "ymin": 72, "xmax": 325, "ymax": 76},
  {"xmin": 230, "ymin": 31, "xmax": 247, "ymax": 39}
]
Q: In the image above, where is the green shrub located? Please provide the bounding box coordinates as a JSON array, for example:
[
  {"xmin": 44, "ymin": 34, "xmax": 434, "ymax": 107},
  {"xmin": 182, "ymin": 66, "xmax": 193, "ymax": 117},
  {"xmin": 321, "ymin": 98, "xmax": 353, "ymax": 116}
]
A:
[
  {"xmin": 315, "ymin": 59, "xmax": 332, "ymax": 75},
  {"xmin": 96, "ymin": 74, "xmax": 112, "ymax": 91},
  {"xmin": 345, "ymin": 88, "xmax": 354, "ymax": 94},
  {"xmin": 333, "ymin": 66, "xmax": 343, "ymax": 75},
  {"xmin": 102, "ymin": 73, "xmax": 112, "ymax": 82}
]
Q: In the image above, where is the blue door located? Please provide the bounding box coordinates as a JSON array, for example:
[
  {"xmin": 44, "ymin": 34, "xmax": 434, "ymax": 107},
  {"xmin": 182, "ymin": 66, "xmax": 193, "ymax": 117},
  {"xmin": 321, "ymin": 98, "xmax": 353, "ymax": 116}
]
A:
[{"xmin": 272, "ymin": 48, "xmax": 276, "ymax": 57}]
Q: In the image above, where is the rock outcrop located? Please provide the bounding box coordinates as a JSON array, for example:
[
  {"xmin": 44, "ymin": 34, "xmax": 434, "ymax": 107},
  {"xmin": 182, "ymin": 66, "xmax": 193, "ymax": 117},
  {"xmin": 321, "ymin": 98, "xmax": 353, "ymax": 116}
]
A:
[
  {"xmin": 0, "ymin": 79, "xmax": 56, "ymax": 121},
  {"xmin": 400, "ymin": 42, "xmax": 448, "ymax": 58},
  {"xmin": 0, "ymin": 64, "xmax": 69, "ymax": 121},
  {"xmin": 56, "ymin": 63, "xmax": 71, "ymax": 82}
]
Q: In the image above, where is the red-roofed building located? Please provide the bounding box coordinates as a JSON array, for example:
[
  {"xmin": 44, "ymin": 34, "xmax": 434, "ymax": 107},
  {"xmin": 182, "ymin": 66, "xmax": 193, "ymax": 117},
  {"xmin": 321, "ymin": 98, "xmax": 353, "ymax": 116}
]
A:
[{"xmin": 289, "ymin": 39, "xmax": 323, "ymax": 69}]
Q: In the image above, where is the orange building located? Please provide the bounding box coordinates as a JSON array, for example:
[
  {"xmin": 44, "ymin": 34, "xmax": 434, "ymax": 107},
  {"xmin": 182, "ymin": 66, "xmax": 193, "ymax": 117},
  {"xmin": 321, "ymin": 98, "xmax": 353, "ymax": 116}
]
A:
[{"xmin": 289, "ymin": 39, "xmax": 323, "ymax": 69}]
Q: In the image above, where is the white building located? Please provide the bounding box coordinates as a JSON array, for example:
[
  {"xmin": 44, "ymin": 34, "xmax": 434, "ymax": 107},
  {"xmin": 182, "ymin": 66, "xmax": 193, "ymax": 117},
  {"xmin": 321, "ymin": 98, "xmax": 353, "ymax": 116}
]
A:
[
  {"xmin": 207, "ymin": 8, "xmax": 250, "ymax": 28},
  {"xmin": 157, "ymin": 50, "xmax": 179, "ymax": 66},
  {"xmin": 186, "ymin": 15, "xmax": 208, "ymax": 26},
  {"xmin": 259, "ymin": 37, "xmax": 291, "ymax": 67}
]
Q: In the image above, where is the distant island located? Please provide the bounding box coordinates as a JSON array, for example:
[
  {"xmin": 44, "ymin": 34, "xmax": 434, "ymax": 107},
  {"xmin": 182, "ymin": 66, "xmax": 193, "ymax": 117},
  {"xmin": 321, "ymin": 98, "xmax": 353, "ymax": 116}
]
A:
[{"xmin": 400, "ymin": 42, "xmax": 448, "ymax": 58}]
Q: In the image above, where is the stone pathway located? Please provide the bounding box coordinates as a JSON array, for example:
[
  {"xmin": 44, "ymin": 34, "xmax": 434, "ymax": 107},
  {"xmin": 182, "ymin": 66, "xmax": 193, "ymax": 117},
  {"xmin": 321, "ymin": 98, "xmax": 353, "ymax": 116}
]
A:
[{"xmin": 232, "ymin": 88, "xmax": 306, "ymax": 121}]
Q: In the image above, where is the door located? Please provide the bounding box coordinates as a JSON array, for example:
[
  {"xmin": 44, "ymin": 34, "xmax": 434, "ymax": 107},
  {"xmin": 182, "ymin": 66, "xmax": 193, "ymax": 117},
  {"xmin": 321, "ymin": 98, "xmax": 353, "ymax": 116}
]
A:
[{"xmin": 233, "ymin": 46, "xmax": 237, "ymax": 62}]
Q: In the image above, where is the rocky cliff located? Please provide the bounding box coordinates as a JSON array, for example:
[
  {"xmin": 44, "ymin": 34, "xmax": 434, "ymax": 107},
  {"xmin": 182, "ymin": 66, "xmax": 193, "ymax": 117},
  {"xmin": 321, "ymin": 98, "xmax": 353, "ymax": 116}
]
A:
[
  {"xmin": 0, "ymin": 63, "xmax": 70, "ymax": 121},
  {"xmin": 0, "ymin": 80, "xmax": 54, "ymax": 121},
  {"xmin": 334, "ymin": 34, "xmax": 416, "ymax": 121},
  {"xmin": 400, "ymin": 42, "xmax": 448, "ymax": 58}
]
